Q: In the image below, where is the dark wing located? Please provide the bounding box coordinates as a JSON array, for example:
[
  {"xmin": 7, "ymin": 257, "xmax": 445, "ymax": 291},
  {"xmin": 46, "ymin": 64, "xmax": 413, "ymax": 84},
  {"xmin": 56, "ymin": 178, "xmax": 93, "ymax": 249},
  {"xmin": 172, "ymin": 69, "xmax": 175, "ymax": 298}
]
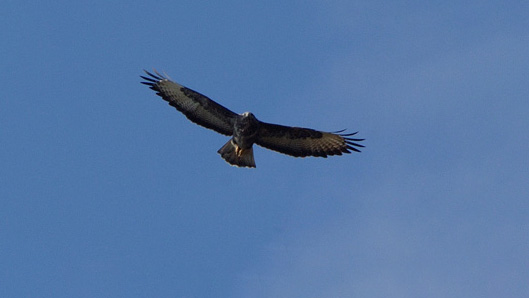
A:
[
  {"xmin": 256, "ymin": 122, "xmax": 364, "ymax": 158},
  {"xmin": 141, "ymin": 70, "xmax": 237, "ymax": 136}
]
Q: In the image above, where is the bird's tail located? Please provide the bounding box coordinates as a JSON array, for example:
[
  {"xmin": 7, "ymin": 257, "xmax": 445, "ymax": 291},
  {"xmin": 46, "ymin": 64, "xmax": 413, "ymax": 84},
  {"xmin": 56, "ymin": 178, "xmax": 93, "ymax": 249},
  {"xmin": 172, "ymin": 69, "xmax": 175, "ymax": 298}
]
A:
[{"xmin": 217, "ymin": 139, "xmax": 256, "ymax": 168}]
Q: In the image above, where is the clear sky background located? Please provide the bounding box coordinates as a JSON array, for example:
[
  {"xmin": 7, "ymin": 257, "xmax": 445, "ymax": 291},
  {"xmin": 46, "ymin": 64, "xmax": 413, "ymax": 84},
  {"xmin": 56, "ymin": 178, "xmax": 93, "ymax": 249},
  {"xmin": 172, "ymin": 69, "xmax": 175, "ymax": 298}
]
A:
[{"xmin": 1, "ymin": 1, "xmax": 528, "ymax": 297}]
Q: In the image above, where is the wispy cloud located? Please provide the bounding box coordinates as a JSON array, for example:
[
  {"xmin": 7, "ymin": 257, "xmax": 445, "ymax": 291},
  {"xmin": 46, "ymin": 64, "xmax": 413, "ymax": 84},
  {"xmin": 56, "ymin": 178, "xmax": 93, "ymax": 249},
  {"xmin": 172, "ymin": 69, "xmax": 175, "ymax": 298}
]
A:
[{"xmin": 235, "ymin": 15, "xmax": 529, "ymax": 298}]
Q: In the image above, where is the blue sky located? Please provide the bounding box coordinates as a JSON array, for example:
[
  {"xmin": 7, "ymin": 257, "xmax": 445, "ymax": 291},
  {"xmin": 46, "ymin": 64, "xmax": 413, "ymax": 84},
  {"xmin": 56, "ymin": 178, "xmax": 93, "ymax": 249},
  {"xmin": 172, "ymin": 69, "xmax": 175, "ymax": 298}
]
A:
[{"xmin": 1, "ymin": 1, "xmax": 528, "ymax": 297}]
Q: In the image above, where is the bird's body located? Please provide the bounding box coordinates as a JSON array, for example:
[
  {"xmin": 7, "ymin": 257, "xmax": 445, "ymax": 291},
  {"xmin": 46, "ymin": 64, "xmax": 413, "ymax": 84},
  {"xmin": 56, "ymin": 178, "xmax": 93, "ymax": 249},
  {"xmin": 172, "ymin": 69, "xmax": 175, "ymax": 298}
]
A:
[
  {"xmin": 141, "ymin": 70, "xmax": 364, "ymax": 168},
  {"xmin": 221, "ymin": 112, "xmax": 260, "ymax": 167}
]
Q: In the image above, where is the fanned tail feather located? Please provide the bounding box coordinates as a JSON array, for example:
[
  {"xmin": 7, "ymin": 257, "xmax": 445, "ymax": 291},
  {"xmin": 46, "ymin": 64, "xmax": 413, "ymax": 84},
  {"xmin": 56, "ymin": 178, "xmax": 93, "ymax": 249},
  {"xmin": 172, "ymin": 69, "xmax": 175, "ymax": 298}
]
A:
[{"xmin": 217, "ymin": 140, "xmax": 256, "ymax": 168}]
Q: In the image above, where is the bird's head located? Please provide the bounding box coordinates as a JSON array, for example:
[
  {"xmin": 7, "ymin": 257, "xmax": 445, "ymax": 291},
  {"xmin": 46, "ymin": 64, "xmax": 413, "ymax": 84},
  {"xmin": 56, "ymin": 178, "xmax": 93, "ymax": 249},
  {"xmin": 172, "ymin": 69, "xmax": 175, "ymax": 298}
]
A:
[
  {"xmin": 236, "ymin": 112, "xmax": 259, "ymax": 133},
  {"xmin": 241, "ymin": 112, "xmax": 258, "ymax": 123}
]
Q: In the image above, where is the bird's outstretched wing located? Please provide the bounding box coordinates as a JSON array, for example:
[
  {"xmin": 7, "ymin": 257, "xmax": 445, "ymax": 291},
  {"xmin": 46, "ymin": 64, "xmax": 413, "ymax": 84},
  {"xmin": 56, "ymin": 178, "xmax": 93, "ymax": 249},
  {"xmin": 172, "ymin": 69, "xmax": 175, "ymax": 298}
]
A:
[
  {"xmin": 256, "ymin": 122, "xmax": 364, "ymax": 157},
  {"xmin": 141, "ymin": 70, "xmax": 237, "ymax": 136}
]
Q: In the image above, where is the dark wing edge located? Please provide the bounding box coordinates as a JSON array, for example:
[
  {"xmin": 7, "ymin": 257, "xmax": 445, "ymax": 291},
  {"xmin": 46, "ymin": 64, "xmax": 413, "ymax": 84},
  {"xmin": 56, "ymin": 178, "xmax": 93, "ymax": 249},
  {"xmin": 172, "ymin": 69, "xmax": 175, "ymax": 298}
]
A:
[
  {"xmin": 255, "ymin": 122, "xmax": 365, "ymax": 158},
  {"xmin": 141, "ymin": 69, "xmax": 237, "ymax": 136},
  {"xmin": 330, "ymin": 129, "xmax": 365, "ymax": 153}
]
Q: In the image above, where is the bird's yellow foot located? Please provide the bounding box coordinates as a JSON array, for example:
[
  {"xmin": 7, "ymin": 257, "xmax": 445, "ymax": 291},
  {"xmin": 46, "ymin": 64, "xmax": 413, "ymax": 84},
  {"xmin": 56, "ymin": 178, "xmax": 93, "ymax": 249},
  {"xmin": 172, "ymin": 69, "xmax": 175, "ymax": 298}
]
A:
[{"xmin": 235, "ymin": 146, "xmax": 243, "ymax": 157}]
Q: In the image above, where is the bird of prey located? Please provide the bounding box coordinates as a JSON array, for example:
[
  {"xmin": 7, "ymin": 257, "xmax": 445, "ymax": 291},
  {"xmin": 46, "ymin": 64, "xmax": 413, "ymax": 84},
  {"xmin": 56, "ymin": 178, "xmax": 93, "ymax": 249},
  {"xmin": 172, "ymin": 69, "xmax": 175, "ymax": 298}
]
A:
[{"xmin": 140, "ymin": 70, "xmax": 364, "ymax": 168}]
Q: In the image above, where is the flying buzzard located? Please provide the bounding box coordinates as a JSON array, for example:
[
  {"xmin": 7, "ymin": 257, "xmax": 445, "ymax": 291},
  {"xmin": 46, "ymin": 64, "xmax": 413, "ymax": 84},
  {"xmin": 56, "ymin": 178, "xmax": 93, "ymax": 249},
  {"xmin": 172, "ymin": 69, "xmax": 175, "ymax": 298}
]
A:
[{"xmin": 141, "ymin": 70, "xmax": 364, "ymax": 168}]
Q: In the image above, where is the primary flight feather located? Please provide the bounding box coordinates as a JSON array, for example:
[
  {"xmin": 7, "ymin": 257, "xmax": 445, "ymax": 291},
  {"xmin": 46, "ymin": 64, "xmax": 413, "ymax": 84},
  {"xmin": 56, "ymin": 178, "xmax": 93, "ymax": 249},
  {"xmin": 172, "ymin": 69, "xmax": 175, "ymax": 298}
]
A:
[{"xmin": 141, "ymin": 70, "xmax": 364, "ymax": 168}]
